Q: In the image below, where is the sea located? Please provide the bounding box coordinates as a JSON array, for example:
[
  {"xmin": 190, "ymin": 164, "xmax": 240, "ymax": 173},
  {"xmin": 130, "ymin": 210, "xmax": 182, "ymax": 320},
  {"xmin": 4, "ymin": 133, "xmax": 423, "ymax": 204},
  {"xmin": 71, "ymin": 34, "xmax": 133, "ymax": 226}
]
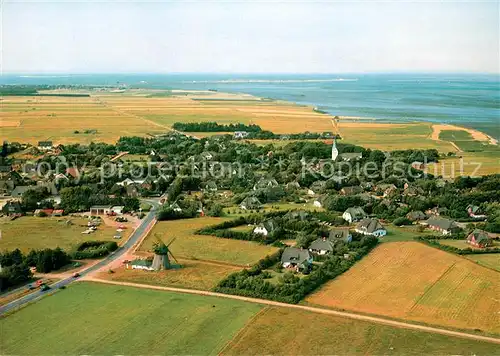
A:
[{"xmin": 2, "ymin": 73, "xmax": 499, "ymax": 139}]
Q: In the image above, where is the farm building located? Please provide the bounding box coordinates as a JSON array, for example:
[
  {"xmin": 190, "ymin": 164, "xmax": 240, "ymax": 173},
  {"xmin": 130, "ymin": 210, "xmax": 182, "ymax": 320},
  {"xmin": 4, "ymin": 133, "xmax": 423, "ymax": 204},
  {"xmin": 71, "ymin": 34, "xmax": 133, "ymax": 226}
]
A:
[
  {"xmin": 309, "ymin": 238, "xmax": 335, "ymax": 255},
  {"xmin": 342, "ymin": 207, "xmax": 367, "ymax": 223},
  {"xmin": 355, "ymin": 218, "xmax": 386, "ymax": 237},
  {"xmin": 253, "ymin": 219, "xmax": 277, "ymax": 236},
  {"xmin": 339, "ymin": 152, "xmax": 363, "ymax": 161},
  {"xmin": 466, "ymin": 205, "xmax": 487, "ymax": 219},
  {"xmin": 466, "ymin": 229, "xmax": 493, "ymax": 248},
  {"xmin": 239, "ymin": 196, "xmax": 262, "ymax": 210},
  {"xmin": 407, "ymin": 210, "xmax": 427, "ymax": 221},
  {"xmin": 329, "ymin": 229, "xmax": 353, "ymax": 243},
  {"xmin": 89, "ymin": 205, "xmax": 113, "ymax": 215},
  {"xmin": 127, "ymin": 259, "xmax": 154, "ymax": 271},
  {"xmin": 424, "ymin": 217, "xmax": 461, "ymax": 235},
  {"xmin": 281, "ymin": 247, "xmax": 313, "ymax": 271}
]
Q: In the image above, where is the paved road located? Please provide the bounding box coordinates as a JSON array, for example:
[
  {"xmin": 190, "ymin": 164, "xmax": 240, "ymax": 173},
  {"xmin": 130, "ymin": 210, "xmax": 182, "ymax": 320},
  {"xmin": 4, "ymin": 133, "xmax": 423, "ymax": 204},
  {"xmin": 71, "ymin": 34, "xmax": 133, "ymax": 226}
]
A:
[
  {"xmin": 84, "ymin": 278, "xmax": 500, "ymax": 345},
  {"xmin": 0, "ymin": 203, "xmax": 158, "ymax": 315}
]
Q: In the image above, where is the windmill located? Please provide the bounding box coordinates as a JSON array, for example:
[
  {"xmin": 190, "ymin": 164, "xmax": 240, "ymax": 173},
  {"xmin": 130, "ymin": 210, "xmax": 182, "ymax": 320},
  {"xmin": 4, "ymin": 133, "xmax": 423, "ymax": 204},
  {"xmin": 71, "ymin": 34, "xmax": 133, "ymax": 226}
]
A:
[
  {"xmin": 331, "ymin": 116, "xmax": 341, "ymax": 160},
  {"xmin": 151, "ymin": 236, "xmax": 179, "ymax": 271}
]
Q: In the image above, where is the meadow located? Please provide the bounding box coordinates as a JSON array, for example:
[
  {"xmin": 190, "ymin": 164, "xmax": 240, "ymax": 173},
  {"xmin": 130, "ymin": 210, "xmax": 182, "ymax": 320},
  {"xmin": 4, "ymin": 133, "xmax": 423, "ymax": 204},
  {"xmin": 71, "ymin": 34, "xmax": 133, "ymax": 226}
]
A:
[
  {"xmin": 222, "ymin": 307, "xmax": 500, "ymax": 355},
  {"xmin": 306, "ymin": 242, "xmax": 500, "ymax": 334},
  {"xmin": 100, "ymin": 259, "xmax": 240, "ymax": 290},
  {"xmin": 465, "ymin": 254, "xmax": 500, "ymax": 272},
  {"xmin": 1, "ymin": 91, "xmax": 470, "ymax": 153},
  {"xmin": 0, "ymin": 282, "xmax": 262, "ymax": 355},
  {"xmin": 426, "ymin": 151, "xmax": 500, "ymax": 177},
  {"xmin": 0, "ymin": 216, "xmax": 129, "ymax": 252},
  {"xmin": 139, "ymin": 217, "xmax": 278, "ymax": 266}
]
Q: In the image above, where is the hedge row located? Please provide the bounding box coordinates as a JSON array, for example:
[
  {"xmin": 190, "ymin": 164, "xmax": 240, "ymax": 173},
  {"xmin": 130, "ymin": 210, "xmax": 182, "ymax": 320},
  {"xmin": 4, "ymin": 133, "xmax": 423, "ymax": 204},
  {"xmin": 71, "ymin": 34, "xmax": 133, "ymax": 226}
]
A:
[
  {"xmin": 214, "ymin": 236, "xmax": 378, "ymax": 303},
  {"xmin": 71, "ymin": 241, "xmax": 118, "ymax": 259}
]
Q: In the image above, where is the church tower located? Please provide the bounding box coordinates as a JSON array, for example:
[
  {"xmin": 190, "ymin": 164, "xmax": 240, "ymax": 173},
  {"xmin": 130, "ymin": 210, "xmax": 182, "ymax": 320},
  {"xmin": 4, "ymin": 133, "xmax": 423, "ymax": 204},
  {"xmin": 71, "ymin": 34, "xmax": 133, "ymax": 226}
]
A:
[{"xmin": 331, "ymin": 138, "xmax": 339, "ymax": 160}]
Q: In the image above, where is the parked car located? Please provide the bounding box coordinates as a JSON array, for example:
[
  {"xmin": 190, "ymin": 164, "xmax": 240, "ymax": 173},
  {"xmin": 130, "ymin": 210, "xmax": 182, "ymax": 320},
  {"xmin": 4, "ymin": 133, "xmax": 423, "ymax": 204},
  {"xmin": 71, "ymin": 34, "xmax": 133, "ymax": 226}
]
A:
[{"xmin": 73, "ymin": 272, "xmax": 80, "ymax": 278}]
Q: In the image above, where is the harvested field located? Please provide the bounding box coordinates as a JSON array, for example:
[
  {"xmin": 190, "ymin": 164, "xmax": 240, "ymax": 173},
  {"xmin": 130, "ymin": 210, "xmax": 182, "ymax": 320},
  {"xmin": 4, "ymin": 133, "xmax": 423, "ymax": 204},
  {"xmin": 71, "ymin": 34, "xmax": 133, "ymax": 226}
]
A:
[
  {"xmin": 1, "ymin": 282, "xmax": 262, "ymax": 355},
  {"xmin": 306, "ymin": 242, "xmax": 500, "ymax": 334},
  {"xmin": 0, "ymin": 216, "xmax": 131, "ymax": 252},
  {"xmin": 426, "ymin": 151, "xmax": 500, "ymax": 177},
  {"xmin": 139, "ymin": 217, "xmax": 277, "ymax": 266},
  {"xmin": 2, "ymin": 92, "xmax": 465, "ymax": 153},
  {"xmin": 222, "ymin": 307, "xmax": 500, "ymax": 355},
  {"xmin": 99, "ymin": 259, "xmax": 240, "ymax": 290}
]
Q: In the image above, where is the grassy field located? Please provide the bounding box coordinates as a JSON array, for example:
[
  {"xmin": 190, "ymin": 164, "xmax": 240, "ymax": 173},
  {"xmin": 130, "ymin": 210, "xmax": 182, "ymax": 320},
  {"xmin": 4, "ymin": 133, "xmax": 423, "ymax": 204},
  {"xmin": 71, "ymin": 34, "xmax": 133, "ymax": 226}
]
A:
[
  {"xmin": 99, "ymin": 259, "xmax": 240, "ymax": 290},
  {"xmin": 438, "ymin": 239, "xmax": 499, "ymax": 250},
  {"xmin": 439, "ymin": 129, "xmax": 497, "ymax": 152},
  {"xmin": 1, "ymin": 282, "xmax": 262, "ymax": 355},
  {"xmin": 465, "ymin": 254, "xmax": 500, "ymax": 272},
  {"xmin": 306, "ymin": 242, "xmax": 500, "ymax": 334},
  {"xmin": 426, "ymin": 151, "xmax": 500, "ymax": 176},
  {"xmin": 139, "ymin": 217, "xmax": 277, "ymax": 266},
  {"xmin": 0, "ymin": 216, "xmax": 130, "ymax": 252},
  {"xmin": 222, "ymin": 307, "xmax": 500, "ymax": 355},
  {"xmin": 1, "ymin": 93, "xmax": 470, "ymax": 153}
]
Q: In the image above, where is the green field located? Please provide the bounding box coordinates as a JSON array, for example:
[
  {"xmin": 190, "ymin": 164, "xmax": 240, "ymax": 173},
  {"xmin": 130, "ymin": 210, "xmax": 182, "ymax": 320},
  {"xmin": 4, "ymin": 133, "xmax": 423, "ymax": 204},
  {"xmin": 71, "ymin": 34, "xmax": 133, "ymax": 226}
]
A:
[
  {"xmin": 222, "ymin": 307, "xmax": 500, "ymax": 355},
  {"xmin": 465, "ymin": 254, "xmax": 500, "ymax": 272},
  {"xmin": 1, "ymin": 282, "xmax": 262, "ymax": 355},
  {"xmin": 0, "ymin": 216, "xmax": 129, "ymax": 252}
]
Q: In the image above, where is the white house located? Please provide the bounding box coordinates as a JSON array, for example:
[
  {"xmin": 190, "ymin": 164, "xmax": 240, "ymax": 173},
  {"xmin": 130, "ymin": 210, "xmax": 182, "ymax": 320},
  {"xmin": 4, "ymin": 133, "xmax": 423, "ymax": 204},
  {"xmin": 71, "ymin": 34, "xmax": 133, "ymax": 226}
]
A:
[
  {"xmin": 234, "ymin": 131, "xmax": 249, "ymax": 139},
  {"xmin": 355, "ymin": 218, "xmax": 387, "ymax": 237},
  {"xmin": 342, "ymin": 207, "xmax": 367, "ymax": 223},
  {"xmin": 313, "ymin": 200, "xmax": 322, "ymax": 208},
  {"xmin": 111, "ymin": 206, "xmax": 125, "ymax": 215},
  {"xmin": 127, "ymin": 259, "xmax": 154, "ymax": 271},
  {"xmin": 89, "ymin": 205, "xmax": 113, "ymax": 215},
  {"xmin": 253, "ymin": 220, "xmax": 277, "ymax": 236}
]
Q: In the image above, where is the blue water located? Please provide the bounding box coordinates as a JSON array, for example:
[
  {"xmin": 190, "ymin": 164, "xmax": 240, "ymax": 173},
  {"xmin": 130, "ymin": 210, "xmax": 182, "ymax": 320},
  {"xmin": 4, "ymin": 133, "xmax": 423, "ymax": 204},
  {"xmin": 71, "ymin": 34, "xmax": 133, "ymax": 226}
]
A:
[{"xmin": 2, "ymin": 73, "xmax": 499, "ymax": 138}]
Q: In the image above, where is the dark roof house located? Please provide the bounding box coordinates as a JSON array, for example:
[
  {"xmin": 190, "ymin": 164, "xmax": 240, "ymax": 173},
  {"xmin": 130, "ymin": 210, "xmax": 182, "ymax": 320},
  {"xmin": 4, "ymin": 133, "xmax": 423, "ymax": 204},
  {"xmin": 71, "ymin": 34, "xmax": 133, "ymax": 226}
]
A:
[
  {"xmin": 281, "ymin": 247, "xmax": 313, "ymax": 270},
  {"xmin": 329, "ymin": 229, "xmax": 353, "ymax": 243},
  {"xmin": 239, "ymin": 196, "xmax": 262, "ymax": 210},
  {"xmin": 466, "ymin": 229, "xmax": 493, "ymax": 248},
  {"xmin": 355, "ymin": 218, "xmax": 386, "ymax": 237},
  {"xmin": 425, "ymin": 217, "xmax": 460, "ymax": 235}
]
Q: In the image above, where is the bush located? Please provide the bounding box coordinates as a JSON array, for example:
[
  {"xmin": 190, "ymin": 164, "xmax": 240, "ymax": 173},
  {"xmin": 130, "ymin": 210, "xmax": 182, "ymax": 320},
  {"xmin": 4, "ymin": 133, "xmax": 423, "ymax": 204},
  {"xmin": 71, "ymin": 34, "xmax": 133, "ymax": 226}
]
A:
[
  {"xmin": 71, "ymin": 241, "xmax": 118, "ymax": 259},
  {"xmin": 393, "ymin": 217, "xmax": 412, "ymax": 226}
]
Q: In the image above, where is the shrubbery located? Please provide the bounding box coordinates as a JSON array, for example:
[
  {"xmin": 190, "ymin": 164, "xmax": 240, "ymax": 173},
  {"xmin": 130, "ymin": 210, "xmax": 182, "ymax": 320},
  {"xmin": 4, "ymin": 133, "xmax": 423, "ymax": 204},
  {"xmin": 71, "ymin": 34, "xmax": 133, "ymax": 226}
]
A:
[
  {"xmin": 71, "ymin": 241, "xmax": 118, "ymax": 259},
  {"xmin": 214, "ymin": 236, "xmax": 378, "ymax": 303}
]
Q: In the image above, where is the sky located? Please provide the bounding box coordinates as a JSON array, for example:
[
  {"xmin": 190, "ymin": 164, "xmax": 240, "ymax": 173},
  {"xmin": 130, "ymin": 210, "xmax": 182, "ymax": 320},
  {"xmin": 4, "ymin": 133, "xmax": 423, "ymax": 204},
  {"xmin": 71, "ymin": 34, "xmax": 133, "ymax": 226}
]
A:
[{"xmin": 2, "ymin": 1, "xmax": 499, "ymax": 74}]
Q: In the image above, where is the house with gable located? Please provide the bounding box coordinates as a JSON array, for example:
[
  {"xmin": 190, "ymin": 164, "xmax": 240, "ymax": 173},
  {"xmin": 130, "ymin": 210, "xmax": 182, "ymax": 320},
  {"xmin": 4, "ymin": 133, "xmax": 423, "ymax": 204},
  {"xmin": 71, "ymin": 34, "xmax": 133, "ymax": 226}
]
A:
[
  {"xmin": 342, "ymin": 207, "xmax": 367, "ymax": 223},
  {"xmin": 355, "ymin": 218, "xmax": 387, "ymax": 237},
  {"xmin": 466, "ymin": 229, "xmax": 493, "ymax": 248},
  {"xmin": 424, "ymin": 217, "xmax": 461, "ymax": 235},
  {"xmin": 309, "ymin": 237, "xmax": 335, "ymax": 255},
  {"xmin": 239, "ymin": 196, "xmax": 262, "ymax": 210},
  {"xmin": 253, "ymin": 219, "xmax": 278, "ymax": 236},
  {"xmin": 466, "ymin": 205, "xmax": 487, "ymax": 219},
  {"xmin": 281, "ymin": 247, "xmax": 313, "ymax": 271}
]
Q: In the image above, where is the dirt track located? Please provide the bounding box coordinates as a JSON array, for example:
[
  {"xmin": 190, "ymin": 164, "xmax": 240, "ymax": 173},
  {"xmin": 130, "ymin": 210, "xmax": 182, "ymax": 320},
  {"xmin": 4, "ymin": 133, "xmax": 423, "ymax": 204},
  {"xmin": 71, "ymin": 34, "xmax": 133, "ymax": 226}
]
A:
[{"xmin": 81, "ymin": 277, "xmax": 500, "ymax": 345}]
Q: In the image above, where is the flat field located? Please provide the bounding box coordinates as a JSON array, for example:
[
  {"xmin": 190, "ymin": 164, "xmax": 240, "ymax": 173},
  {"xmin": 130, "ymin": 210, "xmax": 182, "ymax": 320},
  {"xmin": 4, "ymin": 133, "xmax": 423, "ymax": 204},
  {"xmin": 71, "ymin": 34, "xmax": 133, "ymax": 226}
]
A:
[
  {"xmin": 426, "ymin": 151, "xmax": 500, "ymax": 177},
  {"xmin": 0, "ymin": 216, "xmax": 129, "ymax": 252},
  {"xmin": 1, "ymin": 282, "xmax": 262, "ymax": 355},
  {"xmin": 465, "ymin": 254, "xmax": 500, "ymax": 272},
  {"xmin": 222, "ymin": 307, "xmax": 500, "ymax": 355},
  {"xmin": 438, "ymin": 239, "xmax": 499, "ymax": 250},
  {"xmin": 99, "ymin": 259, "xmax": 240, "ymax": 290},
  {"xmin": 1, "ymin": 92, "xmax": 472, "ymax": 153},
  {"xmin": 306, "ymin": 242, "xmax": 500, "ymax": 334},
  {"xmin": 139, "ymin": 217, "xmax": 277, "ymax": 266}
]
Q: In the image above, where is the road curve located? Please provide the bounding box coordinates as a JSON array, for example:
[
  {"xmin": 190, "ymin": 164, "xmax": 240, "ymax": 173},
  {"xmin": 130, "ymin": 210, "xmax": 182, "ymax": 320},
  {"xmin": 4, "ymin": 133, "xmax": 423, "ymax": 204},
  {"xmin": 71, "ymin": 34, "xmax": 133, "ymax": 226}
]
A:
[
  {"xmin": 0, "ymin": 204, "xmax": 158, "ymax": 316},
  {"xmin": 83, "ymin": 278, "xmax": 500, "ymax": 345}
]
